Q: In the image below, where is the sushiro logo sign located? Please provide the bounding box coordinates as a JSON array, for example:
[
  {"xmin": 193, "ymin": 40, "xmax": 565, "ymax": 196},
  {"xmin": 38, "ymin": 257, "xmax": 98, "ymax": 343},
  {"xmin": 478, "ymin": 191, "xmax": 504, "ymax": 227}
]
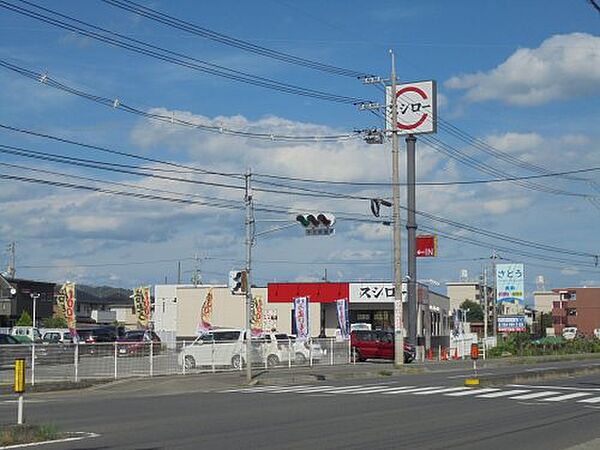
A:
[
  {"xmin": 386, "ymin": 80, "xmax": 437, "ymax": 135},
  {"xmin": 349, "ymin": 283, "xmax": 407, "ymax": 303}
]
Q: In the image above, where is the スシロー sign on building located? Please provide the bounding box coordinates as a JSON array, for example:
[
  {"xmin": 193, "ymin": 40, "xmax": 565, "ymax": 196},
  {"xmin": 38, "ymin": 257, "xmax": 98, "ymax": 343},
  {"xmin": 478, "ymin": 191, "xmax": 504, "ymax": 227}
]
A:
[{"xmin": 386, "ymin": 80, "xmax": 437, "ymax": 135}]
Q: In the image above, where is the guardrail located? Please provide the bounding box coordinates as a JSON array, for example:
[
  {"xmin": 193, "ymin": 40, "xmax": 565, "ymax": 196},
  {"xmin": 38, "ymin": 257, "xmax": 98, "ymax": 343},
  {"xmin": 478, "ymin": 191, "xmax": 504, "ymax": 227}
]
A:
[{"xmin": 0, "ymin": 338, "xmax": 352, "ymax": 385}]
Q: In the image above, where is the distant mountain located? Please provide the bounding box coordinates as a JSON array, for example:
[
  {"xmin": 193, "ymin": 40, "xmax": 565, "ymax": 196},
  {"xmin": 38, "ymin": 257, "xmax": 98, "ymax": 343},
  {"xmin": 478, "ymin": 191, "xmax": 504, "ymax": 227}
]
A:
[{"xmin": 76, "ymin": 285, "xmax": 133, "ymax": 305}]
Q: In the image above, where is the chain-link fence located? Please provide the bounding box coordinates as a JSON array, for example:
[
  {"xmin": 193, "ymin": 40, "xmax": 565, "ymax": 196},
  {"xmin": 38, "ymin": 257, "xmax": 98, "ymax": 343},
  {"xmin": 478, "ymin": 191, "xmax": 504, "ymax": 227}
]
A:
[{"xmin": 0, "ymin": 338, "xmax": 351, "ymax": 386}]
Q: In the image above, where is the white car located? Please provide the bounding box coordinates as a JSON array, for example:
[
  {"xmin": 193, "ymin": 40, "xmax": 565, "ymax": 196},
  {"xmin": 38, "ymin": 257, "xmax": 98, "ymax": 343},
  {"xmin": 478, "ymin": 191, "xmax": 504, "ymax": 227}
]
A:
[
  {"xmin": 273, "ymin": 333, "xmax": 325, "ymax": 364},
  {"xmin": 178, "ymin": 329, "xmax": 281, "ymax": 370},
  {"xmin": 562, "ymin": 327, "xmax": 578, "ymax": 340}
]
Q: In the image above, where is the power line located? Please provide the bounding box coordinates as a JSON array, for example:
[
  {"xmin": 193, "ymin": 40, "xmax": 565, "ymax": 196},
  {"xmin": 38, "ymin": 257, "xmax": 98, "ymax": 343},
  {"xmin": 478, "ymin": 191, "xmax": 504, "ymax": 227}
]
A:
[
  {"xmin": 0, "ymin": 0, "xmax": 370, "ymax": 105},
  {"xmin": 253, "ymin": 165, "xmax": 600, "ymax": 187},
  {"xmin": 101, "ymin": 0, "xmax": 371, "ymax": 79},
  {"xmin": 0, "ymin": 59, "xmax": 360, "ymax": 142},
  {"xmin": 0, "ymin": 122, "xmax": 243, "ymax": 178}
]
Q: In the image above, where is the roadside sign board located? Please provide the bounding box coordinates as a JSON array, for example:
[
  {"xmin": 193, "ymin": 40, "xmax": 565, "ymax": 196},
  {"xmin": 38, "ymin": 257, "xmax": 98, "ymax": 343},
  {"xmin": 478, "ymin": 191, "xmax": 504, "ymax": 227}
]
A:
[
  {"xmin": 496, "ymin": 263, "xmax": 524, "ymax": 305},
  {"xmin": 498, "ymin": 315, "xmax": 526, "ymax": 333},
  {"xmin": 386, "ymin": 80, "xmax": 437, "ymax": 135},
  {"xmin": 416, "ymin": 234, "xmax": 437, "ymax": 257}
]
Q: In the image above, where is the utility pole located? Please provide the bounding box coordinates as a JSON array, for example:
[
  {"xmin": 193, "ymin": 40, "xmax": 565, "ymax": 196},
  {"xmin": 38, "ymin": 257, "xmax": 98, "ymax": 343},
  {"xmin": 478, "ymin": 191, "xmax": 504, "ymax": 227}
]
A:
[
  {"xmin": 491, "ymin": 251, "xmax": 498, "ymax": 338},
  {"xmin": 177, "ymin": 261, "xmax": 181, "ymax": 285},
  {"xmin": 406, "ymin": 133, "xmax": 417, "ymax": 348},
  {"xmin": 244, "ymin": 169, "xmax": 254, "ymax": 382},
  {"xmin": 6, "ymin": 242, "xmax": 16, "ymax": 279},
  {"xmin": 389, "ymin": 50, "xmax": 404, "ymax": 367},
  {"xmin": 483, "ymin": 267, "xmax": 488, "ymax": 340}
]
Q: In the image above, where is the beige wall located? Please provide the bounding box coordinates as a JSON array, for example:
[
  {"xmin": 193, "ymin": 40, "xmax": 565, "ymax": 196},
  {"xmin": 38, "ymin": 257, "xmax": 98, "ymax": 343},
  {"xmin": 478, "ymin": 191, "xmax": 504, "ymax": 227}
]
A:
[
  {"xmin": 446, "ymin": 283, "xmax": 480, "ymax": 312},
  {"xmin": 533, "ymin": 291, "xmax": 558, "ymax": 314},
  {"xmin": 169, "ymin": 285, "xmax": 321, "ymax": 338}
]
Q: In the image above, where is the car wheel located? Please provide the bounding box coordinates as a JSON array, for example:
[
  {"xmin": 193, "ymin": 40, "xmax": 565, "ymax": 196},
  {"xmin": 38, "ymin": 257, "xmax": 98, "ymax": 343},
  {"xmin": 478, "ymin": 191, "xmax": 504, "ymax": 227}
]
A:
[
  {"xmin": 294, "ymin": 352, "xmax": 307, "ymax": 365},
  {"xmin": 184, "ymin": 355, "xmax": 196, "ymax": 370},
  {"xmin": 354, "ymin": 348, "xmax": 365, "ymax": 362},
  {"xmin": 231, "ymin": 354, "xmax": 242, "ymax": 369},
  {"xmin": 267, "ymin": 354, "xmax": 279, "ymax": 368}
]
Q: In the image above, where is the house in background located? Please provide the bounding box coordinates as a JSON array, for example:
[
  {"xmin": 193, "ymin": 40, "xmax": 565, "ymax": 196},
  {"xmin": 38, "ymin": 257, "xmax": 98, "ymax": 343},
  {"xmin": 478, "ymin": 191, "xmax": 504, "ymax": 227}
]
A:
[{"xmin": 0, "ymin": 274, "xmax": 55, "ymax": 328}]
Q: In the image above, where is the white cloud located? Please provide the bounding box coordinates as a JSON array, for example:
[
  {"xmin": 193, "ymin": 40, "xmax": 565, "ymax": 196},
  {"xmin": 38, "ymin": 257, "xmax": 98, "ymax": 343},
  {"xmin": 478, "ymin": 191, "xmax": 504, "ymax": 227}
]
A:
[
  {"xmin": 485, "ymin": 133, "xmax": 544, "ymax": 153},
  {"xmin": 561, "ymin": 266, "xmax": 580, "ymax": 276},
  {"xmin": 445, "ymin": 33, "xmax": 600, "ymax": 106}
]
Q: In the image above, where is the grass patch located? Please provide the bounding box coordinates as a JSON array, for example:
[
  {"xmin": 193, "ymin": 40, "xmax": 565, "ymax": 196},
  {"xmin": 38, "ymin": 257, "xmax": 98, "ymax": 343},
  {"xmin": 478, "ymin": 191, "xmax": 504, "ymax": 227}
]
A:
[
  {"xmin": 1, "ymin": 424, "xmax": 63, "ymax": 446},
  {"xmin": 378, "ymin": 370, "xmax": 393, "ymax": 376}
]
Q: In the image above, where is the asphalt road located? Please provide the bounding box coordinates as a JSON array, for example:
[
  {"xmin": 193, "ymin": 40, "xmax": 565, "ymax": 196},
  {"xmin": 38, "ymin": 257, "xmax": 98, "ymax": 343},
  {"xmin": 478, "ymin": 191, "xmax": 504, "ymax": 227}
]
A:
[{"xmin": 1, "ymin": 369, "xmax": 599, "ymax": 449}]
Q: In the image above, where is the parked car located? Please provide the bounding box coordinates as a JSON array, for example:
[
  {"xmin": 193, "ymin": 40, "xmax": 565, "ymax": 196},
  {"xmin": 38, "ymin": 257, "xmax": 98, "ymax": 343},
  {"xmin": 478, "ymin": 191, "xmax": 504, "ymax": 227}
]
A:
[
  {"xmin": 117, "ymin": 330, "xmax": 162, "ymax": 357},
  {"xmin": 178, "ymin": 329, "xmax": 280, "ymax": 370},
  {"xmin": 562, "ymin": 327, "xmax": 578, "ymax": 340},
  {"xmin": 179, "ymin": 329, "xmax": 245, "ymax": 370},
  {"xmin": 77, "ymin": 327, "xmax": 119, "ymax": 355},
  {"xmin": 11, "ymin": 326, "xmax": 42, "ymax": 343},
  {"xmin": 41, "ymin": 329, "xmax": 73, "ymax": 344},
  {"xmin": 0, "ymin": 333, "xmax": 26, "ymax": 368},
  {"xmin": 351, "ymin": 330, "xmax": 416, "ymax": 363},
  {"xmin": 273, "ymin": 333, "xmax": 325, "ymax": 364}
]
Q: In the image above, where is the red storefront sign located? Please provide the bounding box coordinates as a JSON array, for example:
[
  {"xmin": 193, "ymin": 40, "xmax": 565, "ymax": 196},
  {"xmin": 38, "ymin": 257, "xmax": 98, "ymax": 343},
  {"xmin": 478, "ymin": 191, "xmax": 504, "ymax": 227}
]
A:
[
  {"xmin": 268, "ymin": 282, "xmax": 349, "ymax": 303},
  {"xmin": 416, "ymin": 235, "xmax": 437, "ymax": 257}
]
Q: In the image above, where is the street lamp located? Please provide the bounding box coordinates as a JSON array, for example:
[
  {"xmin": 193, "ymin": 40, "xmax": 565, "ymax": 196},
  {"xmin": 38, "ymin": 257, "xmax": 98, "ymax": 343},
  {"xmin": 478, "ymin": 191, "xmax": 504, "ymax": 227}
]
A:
[{"xmin": 30, "ymin": 293, "xmax": 40, "ymax": 329}]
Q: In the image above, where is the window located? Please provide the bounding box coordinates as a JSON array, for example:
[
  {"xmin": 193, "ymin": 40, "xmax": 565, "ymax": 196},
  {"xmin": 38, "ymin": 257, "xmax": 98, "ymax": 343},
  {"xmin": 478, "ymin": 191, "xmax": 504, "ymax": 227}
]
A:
[
  {"xmin": 213, "ymin": 331, "xmax": 240, "ymax": 342},
  {"xmin": 567, "ymin": 309, "xmax": 577, "ymax": 316}
]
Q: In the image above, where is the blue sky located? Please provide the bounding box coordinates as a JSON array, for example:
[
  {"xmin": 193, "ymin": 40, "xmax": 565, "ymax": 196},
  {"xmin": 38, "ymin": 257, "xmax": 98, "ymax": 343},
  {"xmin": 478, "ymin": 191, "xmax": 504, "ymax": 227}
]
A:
[{"xmin": 0, "ymin": 0, "xmax": 599, "ymax": 302}]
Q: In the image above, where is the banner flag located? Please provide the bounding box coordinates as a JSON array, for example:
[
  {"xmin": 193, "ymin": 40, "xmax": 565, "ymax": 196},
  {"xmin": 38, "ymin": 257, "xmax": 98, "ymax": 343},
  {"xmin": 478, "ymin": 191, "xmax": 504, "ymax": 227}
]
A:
[
  {"xmin": 197, "ymin": 289, "xmax": 214, "ymax": 335},
  {"xmin": 133, "ymin": 287, "xmax": 149, "ymax": 329},
  {"xmin": 251, "ymin": 295, "xmax": 264, "ymax": 337},
  {"xmin": 335, "ymin": 299, "xmax": 349, "ymax": 340},
  {"xmin": 142, "ymin": 286, "xmax": 152, "ymax": 329},
  {"xmin": 293, "ymin": 296, "xmax": 309, "ymax": 342},
  {"xmin": 57, "ymin": 282, "xmax": 77, "ymax": 340}
]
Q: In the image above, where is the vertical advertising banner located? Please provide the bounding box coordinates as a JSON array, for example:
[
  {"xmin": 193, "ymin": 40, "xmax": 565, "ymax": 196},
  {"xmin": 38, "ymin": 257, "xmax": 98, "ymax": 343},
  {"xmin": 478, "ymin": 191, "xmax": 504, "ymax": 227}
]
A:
[
  {"xmin": 293, "ymin": 296, "xmax": 309, "ymax": 342},
  {"xmin": 133, "ymin": 287, "xmax": 149, "ymax": 329},
  {"xmin": 58, "ymin": 282, "xmax": 77, "ymax": 339},
  {"xmin": 251, "ymin": 295, "xmax": 264, "ymax": 337},
  {"xmin": 197, "ymin": 289, "xmax": 213, "ymax": 335},
  {"xmin": 496, "ymin": 263, "xmax": 524, "ymax": 305},
  {"xmin": 142, "ymin": 286, "xmax": 151, "ymax": 329},
  {"xmin": 335, "ymin": 299, "xmax": 349, "ymax": 340}
]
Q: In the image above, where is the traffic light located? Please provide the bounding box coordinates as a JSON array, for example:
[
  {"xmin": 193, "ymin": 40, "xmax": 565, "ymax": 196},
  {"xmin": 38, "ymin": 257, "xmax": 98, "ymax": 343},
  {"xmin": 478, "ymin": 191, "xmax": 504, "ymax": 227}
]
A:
[
  {"xmin": 229, "ymin": 270, "xmax": 247, "ymax": 294},
  {"xmin": 296, "ymin": 213, "xmax": 335, "ymax": 236}
]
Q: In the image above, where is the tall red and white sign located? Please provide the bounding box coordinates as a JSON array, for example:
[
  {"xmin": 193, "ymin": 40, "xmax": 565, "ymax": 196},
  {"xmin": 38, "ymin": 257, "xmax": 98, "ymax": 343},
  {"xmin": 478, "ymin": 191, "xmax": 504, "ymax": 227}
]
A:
[{"xmin": 386, "ymin": 80, "xmax": 437, "ymax": 135}]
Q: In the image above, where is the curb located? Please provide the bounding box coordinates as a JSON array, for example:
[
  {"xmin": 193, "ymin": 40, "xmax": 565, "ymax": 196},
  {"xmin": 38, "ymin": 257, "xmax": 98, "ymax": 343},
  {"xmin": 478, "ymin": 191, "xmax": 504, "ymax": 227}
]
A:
[{"xmin": 478, "ymin": 365, "xmax": 600, "ymax": 386}]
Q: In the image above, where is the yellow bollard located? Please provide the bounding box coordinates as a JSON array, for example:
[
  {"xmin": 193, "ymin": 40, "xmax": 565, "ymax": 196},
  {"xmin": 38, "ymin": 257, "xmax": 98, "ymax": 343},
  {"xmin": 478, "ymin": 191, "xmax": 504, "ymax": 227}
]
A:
[{"xmin": 14, "ymin": 358, "xmax": 25, "ymax": 424}]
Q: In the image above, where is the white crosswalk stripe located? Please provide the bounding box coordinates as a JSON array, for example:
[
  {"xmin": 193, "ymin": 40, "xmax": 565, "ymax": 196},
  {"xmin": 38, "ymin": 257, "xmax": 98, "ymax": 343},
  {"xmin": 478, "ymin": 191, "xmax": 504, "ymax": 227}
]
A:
[
  {"xmin": 577, "ymin": 397, "xmax": 600, "ymax": 404},
  {"xmin": 413, "ymin": 387, "xmax": 471, "ymax": 395},
  {"xmin": 220, "ymin": 384, "xmax": 600, "ymax": 406},
  {"xmin": 541, "ymin": 392, "xmax": 592, "ymax": 402},
  {"xmin": 510, "ymin": 391, "xmax": 560, "ymax": 400},
  {"xmin": 477, "ymin": 390, "xmax": 530, "ymax": 398},
  {"xmin": 445, "ymin": 388, "xmax": 500, "ymax": 397},
  {"xmin": 381, "ymin": 386, "xmax": 444, "ymax": 395}
]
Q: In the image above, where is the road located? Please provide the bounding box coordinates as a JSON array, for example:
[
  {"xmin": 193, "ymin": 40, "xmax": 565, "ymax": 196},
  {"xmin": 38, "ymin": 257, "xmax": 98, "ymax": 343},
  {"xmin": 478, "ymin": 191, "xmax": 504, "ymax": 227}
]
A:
[{"xmin": 1, "ymin": 367, "xmax": 599, "ymax": 449}]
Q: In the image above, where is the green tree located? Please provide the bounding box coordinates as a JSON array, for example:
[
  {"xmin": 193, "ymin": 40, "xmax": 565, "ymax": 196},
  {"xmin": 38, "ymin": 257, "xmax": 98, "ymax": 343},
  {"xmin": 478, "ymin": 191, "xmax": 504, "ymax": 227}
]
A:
[
  {"xmin": 459, "ymin": 300, "xmax": 484, "ymax": 322},
  {"xmin": 16, "ymin": 310, "xmax": 33, "ymax": 326},
  {"xmin": 42, "ymin": 314, "xmax": 67, "ymax": 328}
]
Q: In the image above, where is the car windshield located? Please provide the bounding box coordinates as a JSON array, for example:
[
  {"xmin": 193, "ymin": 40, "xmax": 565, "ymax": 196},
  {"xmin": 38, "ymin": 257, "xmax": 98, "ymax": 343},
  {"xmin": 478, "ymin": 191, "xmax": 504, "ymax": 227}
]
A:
[{"xmin": 123, "ymin": 331, "xmax": 146, "ymax": 341}]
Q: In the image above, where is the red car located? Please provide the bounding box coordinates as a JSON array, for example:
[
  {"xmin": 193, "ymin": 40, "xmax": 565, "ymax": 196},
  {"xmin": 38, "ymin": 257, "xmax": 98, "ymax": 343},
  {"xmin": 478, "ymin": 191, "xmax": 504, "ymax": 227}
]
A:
[
  {"xmin": 350, "ymin": 330, "xmax": 415, "ymax": 363},
  {"xmin": 117, "ymin": 330, "xmax": 162, "ymax": 357}
]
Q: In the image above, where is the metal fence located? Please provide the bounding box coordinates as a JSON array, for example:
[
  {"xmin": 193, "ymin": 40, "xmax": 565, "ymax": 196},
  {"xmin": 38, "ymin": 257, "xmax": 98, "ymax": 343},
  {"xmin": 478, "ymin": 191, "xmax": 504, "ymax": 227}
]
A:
[{"xmin": 0, "ymin": 338, "xmax": 352, "ymax": 386}]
